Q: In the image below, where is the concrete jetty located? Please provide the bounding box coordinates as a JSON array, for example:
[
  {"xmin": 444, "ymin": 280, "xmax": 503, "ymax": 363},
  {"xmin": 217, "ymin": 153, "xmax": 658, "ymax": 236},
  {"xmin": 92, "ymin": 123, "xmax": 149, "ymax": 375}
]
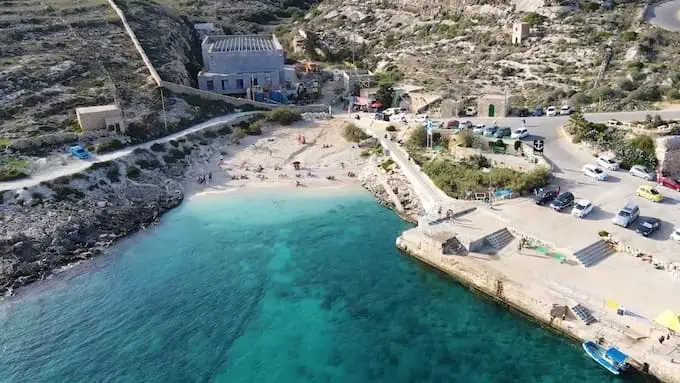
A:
[{"xmin": 396, "ymin": 210, "xmax": 680, "ymax": 382}]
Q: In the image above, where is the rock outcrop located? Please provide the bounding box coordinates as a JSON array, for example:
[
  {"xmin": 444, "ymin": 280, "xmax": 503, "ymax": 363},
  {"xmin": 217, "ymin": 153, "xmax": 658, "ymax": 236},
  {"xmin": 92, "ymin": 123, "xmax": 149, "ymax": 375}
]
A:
[{"xmin": 360, "ymin": 157, "xmax": 421, "ymax": 223}]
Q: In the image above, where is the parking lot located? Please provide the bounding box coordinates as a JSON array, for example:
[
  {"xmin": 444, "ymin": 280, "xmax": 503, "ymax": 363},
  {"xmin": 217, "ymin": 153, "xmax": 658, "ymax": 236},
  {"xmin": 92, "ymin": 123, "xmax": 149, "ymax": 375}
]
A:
[{"xmin": 493, "ymin": 162, "xmax": 680, "ymax": 264}]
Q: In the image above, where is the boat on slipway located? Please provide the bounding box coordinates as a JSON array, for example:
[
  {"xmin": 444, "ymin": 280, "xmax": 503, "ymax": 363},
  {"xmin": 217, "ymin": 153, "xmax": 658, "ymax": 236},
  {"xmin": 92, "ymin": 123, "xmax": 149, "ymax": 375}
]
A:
[{"xmin": 582, "ymin": 340, "xmax": 629, "ymax": 375}]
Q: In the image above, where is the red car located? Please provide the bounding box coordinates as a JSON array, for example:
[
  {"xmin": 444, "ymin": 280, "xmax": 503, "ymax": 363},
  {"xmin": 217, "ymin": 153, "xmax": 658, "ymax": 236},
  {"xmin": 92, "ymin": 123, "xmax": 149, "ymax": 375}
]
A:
[
  {"xmin": 445, "ymin": 120, "xmax": 459, "ymax": 129},
  {"xmin": 659, "ymin": 175, "xmax": 680, "ymax": 191}
]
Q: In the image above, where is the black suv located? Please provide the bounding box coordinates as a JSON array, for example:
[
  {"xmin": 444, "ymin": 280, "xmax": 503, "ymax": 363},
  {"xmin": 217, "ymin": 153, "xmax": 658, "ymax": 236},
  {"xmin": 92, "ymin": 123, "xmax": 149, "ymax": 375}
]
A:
[
  {"xmin": 534, "ymin": 187, "xmax": 558, "ymax": 205},
  {"xmin": 550, "ymin": 192, "xmax": 575, "ymax": 211}
]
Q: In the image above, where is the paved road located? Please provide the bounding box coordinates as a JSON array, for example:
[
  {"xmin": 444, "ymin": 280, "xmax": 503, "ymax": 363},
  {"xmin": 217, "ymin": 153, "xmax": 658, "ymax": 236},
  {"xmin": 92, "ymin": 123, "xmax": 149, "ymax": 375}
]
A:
[{"xmin": 0, "ymin": 112, "xmax": 261, "ymax": 192}]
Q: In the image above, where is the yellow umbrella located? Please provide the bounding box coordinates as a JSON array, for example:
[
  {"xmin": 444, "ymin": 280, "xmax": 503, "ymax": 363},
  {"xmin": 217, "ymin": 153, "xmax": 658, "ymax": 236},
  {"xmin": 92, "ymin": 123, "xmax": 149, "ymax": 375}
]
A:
[{"xmin": 654, "ymin": 310, "xmax": 680, "ymax": 332}]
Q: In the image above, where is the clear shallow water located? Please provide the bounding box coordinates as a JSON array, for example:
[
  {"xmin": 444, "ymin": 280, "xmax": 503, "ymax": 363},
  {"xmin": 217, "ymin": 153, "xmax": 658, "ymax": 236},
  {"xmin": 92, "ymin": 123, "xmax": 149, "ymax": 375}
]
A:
[{"xmin": 0, "ymin": 189, "xmax": 639, "ymax": 382}]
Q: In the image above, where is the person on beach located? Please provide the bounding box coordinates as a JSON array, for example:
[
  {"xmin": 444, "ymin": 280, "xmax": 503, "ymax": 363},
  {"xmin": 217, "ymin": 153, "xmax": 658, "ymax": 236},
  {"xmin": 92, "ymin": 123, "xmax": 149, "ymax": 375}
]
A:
[{"xmin": 208, "ymin": 173, "xmax": 212, "ymax": 182}]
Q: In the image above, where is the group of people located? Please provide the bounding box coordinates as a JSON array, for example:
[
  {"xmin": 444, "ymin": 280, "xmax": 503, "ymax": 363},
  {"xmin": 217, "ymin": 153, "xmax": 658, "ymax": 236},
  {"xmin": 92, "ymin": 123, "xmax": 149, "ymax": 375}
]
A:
[{"xmin": 197, "ymin": 173, "xmax": 212, "ymax": 184}]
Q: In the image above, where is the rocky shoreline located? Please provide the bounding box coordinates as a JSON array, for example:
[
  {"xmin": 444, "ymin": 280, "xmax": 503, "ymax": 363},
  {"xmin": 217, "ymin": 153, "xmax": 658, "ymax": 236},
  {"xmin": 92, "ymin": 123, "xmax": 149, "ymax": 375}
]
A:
[{"xmin": 360, "ymin": 157, "xmax": 421, "ymax": 225}]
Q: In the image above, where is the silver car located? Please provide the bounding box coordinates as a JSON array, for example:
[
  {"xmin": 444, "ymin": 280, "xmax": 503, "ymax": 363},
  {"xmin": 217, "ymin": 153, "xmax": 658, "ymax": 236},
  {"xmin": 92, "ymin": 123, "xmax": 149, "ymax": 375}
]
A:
[
  {"xmin": 629, "ymin": 165, "xmax": 655, "ymax": 181},
  {"xmin": 612, "ymin": 203, "xmax": 640, "ymax": 228}
]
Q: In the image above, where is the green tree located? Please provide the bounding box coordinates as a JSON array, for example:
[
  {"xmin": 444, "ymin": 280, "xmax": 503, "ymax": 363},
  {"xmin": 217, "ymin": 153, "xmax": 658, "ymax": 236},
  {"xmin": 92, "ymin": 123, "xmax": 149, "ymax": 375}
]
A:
[{"xmin": 375, "ymin": 82, "xmax": 394, "ymax": 109}]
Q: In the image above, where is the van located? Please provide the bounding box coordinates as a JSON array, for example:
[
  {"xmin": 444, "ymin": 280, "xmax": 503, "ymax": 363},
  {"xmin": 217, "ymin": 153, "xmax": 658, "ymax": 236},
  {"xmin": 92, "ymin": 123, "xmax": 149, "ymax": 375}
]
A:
[{"xmin": 612, "ymin": 203, "xmax": 640, "ymax": 228}]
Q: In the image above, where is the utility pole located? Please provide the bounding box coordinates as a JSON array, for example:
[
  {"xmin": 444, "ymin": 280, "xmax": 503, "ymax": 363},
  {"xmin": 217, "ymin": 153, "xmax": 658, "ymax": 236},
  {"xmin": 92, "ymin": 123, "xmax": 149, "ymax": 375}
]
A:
[{"xmin": 160, "ymin": 87, "xmax": 168, "ymax": 134}]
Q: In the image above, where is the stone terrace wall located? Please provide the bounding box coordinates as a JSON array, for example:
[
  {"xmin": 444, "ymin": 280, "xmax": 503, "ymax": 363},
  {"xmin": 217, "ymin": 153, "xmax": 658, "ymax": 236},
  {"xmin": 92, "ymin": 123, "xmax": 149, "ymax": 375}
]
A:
[{"xmin": 656, "ymin": 135, "xmax": 680, "ymax": 175}]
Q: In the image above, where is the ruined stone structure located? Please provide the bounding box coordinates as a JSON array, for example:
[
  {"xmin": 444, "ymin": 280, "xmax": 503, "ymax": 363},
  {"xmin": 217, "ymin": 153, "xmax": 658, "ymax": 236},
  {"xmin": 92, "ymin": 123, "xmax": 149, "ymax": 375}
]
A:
[
  {"xmin": 476, "ymin": 94, "xmax": 508, "ymax": 118},
  {"xmin": 197, "ymin": 34, "xmax": 286, "ymax": 95},
  {"xmin": 512, "ymin": 22, "xmax": 530, "ymax": 44},
  {"xmin": 656, "ymin": 135, "xmax": 680, "ymax": 175},
  {"xmin": 75, "ymin": 105, "xmax": 125, "ymax": 133}
]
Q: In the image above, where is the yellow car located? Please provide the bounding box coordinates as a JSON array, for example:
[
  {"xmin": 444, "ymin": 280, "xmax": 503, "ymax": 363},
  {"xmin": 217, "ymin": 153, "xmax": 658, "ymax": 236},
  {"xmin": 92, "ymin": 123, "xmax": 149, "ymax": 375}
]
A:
[{"xmin": 636, "ymin": 185, "xmax": 664, "ymax": 203}]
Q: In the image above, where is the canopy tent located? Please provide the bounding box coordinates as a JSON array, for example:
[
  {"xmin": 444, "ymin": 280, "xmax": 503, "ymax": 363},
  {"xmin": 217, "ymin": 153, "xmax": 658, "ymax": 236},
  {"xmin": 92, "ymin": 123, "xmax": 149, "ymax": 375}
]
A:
[
  {"xmin": 605, "ymin": 347, "xmax": 628, "ymax": 365},
  {"xmin": 654, "ymin": 310, "xmax": 680, "ymax": 332}
]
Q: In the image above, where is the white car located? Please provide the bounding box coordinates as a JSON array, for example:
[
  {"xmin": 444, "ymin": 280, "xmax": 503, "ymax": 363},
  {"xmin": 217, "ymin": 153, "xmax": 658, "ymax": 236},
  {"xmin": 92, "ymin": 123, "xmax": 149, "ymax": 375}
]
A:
[
  {"xmin": 546, "ymin": 106, "xmax": 557, "ymax": 117},
  {"xmin": 583, "ymin": 164, "xmax": 608, "ymax": 181},
  {"xmin": 473, "ymin": 124, "xmax": 486, "ymax": 134},
  {"xmin": 629, "ymin": 165, "xmax": 656, "ymax": 181},
  {"xmin": 511, "ymin": 128, "xmax": 529, "ymax": 139},
  {"xmin": 671, "ymin": 228, "xmax": 680, "ymax": 242},
  {"xmin": 572, "ymin": 200, "xmax": 594, "ymax": 218},
  {"xmin": 597, "ymin": 155, "xmax": 620, "ymax": 170},
  {"xmin": 415, "ymin": 114, "xmax": 429, "ymax": 123},
  {"xmin": 560, "ymin": 105, "xmax": 571, "ymax": 115},
  {"xmin": 459, "ymin": 120, "xmax": 473, "ymax": 129}
]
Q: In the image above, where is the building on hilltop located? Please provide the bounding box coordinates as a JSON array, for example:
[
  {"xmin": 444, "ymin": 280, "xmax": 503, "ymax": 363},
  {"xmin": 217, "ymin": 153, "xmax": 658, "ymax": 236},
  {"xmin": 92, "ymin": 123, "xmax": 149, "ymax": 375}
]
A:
[
  {"xmin": 512, "ymin": 22, "xmax": 530, "ymax": 45},
  {"xmin": 477, "ymin": 94, "xmax": 508, "ymax": 118},
  {"xmin": 75, "ymin": 104, "xmax": 125, "ymax": 133},
  {"xmin": 197, "ymin": 34, "xmax": 286, "ymax": 96}
]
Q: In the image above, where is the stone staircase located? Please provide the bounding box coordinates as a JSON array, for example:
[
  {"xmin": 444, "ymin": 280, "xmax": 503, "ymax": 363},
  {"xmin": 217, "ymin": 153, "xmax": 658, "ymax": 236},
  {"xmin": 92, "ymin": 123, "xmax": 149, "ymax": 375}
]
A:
[
  {"xmin": 571, "ymin": 303, "xmax": 598, "ymax": 325},
  {"xmin": 484, "ymin": 228, "xmax": 515, "ymax": 252},
  {"xmin": 573, "ymin": 239, "xmax": 616, "ymax": 267}
]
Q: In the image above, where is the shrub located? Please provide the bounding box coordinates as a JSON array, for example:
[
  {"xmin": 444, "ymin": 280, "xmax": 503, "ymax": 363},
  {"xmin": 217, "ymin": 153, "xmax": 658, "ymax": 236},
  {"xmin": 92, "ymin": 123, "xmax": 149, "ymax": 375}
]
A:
[
  {"xmin": 598, "ymin": 230, "xmax": 610, "ymax": 237},
  {"xmin": 265, "ymin": 108, "xmax": 302, "ymax": 125},
  {"xmin": 457, "ymin": 130, "xmax": 474, "ymax": 148},
  {"xmin": 522, "ymin": 12, "xmax": 545, "ymax": 26},
  {"xmin": 628, "ymin": 85, "xmax": 661, "ymax": 102},
  {"xmin": 106, "ymin": 167, "xmax": 120, "ymax": 182},
  {"xmin": 203, "ymin": 130, "xmax": 218, "ymax": 138},
  {"xmin": 621, "ymin": 31, "xmax": 637, "ymax": 42},
  {"xmin": 169, "ymin": 140, "xmax": 179, "ymax": 147},
  {"xmin": 343, "ymin": 123, "xmax": 369, "ymax": 142},
  {"xmin": 422, "ymin": 159, "xmax": 550, "ymax": 198},
  {"xmin": 150, "ymin": 143, "xmax": 166, "ymax": 152},
  {"xmin": 0, "ymin": 167, "xmax": 28, "ymax": 181},
  {"xmin": 136, "ymin": 158, "xmax": 161, "ymax": 170},
  {"xmin": 96, "ymin": 139, "xmax": 123, "ymax": 154},
  {"xmin": 126, "ymin": 165, "xmax": 141, "ymax": 179},
  {"xmin": 406, "ymin": 127, "xmax": 442, "ymax": 148},
  {"xmin": 163, "ymin": 148, "xmax": 186, "ymax": 163},
  {"xmin": 51, "ymin": 184, "xmax": 85, "ymax": 201},
  {"xmin": 246, "ymin": 120, "xmax": 263, "ymax": 135},
  {"xmin": 91, "ymin": 161, "xmax": 114, "ymax": 170},
  {"xmin": 386, "ymin": 125, "xmax": 397, "ymax": 132},
  {"xmin": 217, "ymin": 125, "xmax": 232, "ymax": 135},
  {"xmin": 379, "ymin": 158, "xmax": 395, "ymax": 170},
  {"xmin": 360, "ymin": 149, "xmax": 371, "ymax": 157}
]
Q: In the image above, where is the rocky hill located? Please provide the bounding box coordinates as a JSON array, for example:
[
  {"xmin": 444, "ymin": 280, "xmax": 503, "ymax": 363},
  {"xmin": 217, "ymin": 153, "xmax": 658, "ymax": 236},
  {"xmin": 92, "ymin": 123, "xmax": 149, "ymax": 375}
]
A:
[{"xmin": 288, "ymin": 0, "xmax": 680, "ymax": 111}]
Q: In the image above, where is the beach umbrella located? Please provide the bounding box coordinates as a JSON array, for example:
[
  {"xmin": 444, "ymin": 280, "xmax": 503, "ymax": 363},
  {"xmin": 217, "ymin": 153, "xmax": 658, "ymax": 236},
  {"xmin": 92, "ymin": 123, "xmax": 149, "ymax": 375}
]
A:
[{"xmin": 654, "ymin": 310, "xmax": 680, "ymax": 332}]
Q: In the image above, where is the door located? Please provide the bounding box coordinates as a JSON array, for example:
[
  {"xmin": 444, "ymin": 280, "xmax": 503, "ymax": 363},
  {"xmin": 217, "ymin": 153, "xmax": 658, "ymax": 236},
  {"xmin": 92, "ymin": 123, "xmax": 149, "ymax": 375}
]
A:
[{"xmin": 488, "ymin": 104, "xmax": 495, "ymax": 117}]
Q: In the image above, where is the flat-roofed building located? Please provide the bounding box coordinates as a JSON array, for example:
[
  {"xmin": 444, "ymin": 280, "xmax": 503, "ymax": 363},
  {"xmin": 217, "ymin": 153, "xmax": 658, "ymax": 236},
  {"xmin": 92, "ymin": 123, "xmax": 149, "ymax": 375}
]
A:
[
  {"xmin": 75, "ymin": 104, "xmax": 125, "ymax": 133},
  {"xmin": 197, "ymin": 34, "xmax": 286, "ymax": 95}
]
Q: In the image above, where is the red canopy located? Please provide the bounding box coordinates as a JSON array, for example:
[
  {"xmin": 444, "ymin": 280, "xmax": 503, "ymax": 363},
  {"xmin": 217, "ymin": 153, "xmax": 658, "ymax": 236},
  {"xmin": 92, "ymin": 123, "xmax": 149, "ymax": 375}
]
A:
[{"xmin": 371, "ymin": 101, "xmax": 383, "ymax": 108}]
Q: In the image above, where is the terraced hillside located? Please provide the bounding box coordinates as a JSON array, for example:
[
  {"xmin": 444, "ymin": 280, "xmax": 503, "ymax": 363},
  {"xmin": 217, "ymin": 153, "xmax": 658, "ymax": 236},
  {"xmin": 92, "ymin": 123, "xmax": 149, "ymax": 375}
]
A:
[{"xmin": 0, "ymin": 0, "xmax": 157, "ymax": 140}]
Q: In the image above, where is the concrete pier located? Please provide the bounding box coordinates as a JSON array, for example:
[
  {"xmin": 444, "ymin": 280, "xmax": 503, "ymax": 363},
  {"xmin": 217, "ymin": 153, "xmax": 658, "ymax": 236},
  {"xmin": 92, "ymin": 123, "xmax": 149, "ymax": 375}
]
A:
[{"xmin": 396, "ymin": 224, "xmax": 680, "ymax": 383}]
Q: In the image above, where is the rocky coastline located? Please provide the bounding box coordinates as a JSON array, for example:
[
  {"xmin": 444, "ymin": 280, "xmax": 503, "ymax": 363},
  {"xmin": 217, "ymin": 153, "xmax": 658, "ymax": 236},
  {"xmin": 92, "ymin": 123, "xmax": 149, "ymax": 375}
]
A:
[{"xmin": 360, "ymin": 157, "xmax": 421, "ymax": 225}]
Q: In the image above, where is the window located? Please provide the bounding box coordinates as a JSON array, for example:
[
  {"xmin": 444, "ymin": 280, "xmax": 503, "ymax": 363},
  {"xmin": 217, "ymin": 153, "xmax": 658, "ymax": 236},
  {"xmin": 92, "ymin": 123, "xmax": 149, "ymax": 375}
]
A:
[
  {"xmin": 206, "ymin": 80, "xmax": 214, "ymax": 91},
  {"xmin": 236, "ymin": 79, "xmax": 244, "ymax": 89},
  {"xmin": 221, "ymin": 80, "xmax": 227, "ymax": 90},
  {"xmin": 252, "ymin": 77, "xmax": 258, "ymax": 86}
]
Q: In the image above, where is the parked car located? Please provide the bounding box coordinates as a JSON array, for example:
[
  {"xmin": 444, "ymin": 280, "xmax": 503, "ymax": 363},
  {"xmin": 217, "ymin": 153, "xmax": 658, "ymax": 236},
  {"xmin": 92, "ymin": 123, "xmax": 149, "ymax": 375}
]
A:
[
  {"xmin": 607, "ymin": 119, "xmax": 622, "ymax": 127},
  {"xmin": 70, "ymin": 145, "xmax": 90, "ymax": 159},
  {"xmin": 546, "ymin": 106, "xmax": 557, "ymax": 117},
  {"xmin": 612, "ymin": 203, "xmax": 640, "ymax": 228},
  {"xmin": 636, "ymin": 217, "xmax": 661, "ymax": 237},
  {"xmin": 572, "ymin": 199, "xmax": 594, "ymax": 218},
  {"xmin": 597, "ymin": 155, "xmax": 620, "ymax": 171},
  {"xmin": 560, "ymin": 105, "xmax": 571, "ymax": 115},
  {"xmin": 459, "ymin": 120, "xmax": 473, "ymax": 129},
  {"xmin": 415, "ymin": 114, "xmax": 429, "ymax": 123},
  {"xmin": 465, "ymin": 106, "xmax": 477, "ymax": 116},
  {"xmin": 534, "ymin": 186, "xmax": 559, "ymax": 205},
  {"xmin": 629, "ymin": 165, "xmax": 656, "ymax": 181},
  {"xmin": 473, "ymin": 124, "xmax": 486, "ymax": 135},
  {"xmin": 535, "ymin": 106, "xmax": 544, "ymax": 116},
  {"xmin": 636, "ymin": 184, "xmax": 664, "ymax": 203},
  {"xmin": 483, "ymin": 126, "xmax": 498, "ymax": 137},
  {"xmin": 511, "ymin": 128, "xmax": 529, "ymax": 139},
  {"xmin": 671, "ymin": 228, "xmax": 680, "ymax": 242},
  {"xmin": 659, "ymin": 175, "xmax": 680, "ymax": 191},
  {"xmin": 550, "ymin": 192, "xmax": 575, "ymax": 211},
  {"xmin": 494, "ymin": 127, "xmax": 511, "ymax": 138},
  {"xmin": 582, "ymin": 164, "xmax": 608, "ymax": 181},
  {"xmin": 445, "ymin": 120, "xmax": 459, "ymax": 129}
]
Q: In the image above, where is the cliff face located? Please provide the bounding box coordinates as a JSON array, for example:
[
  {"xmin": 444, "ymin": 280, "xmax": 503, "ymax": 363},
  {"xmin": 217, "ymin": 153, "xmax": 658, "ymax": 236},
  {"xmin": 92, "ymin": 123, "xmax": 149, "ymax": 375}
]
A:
[{"xmin": 118, "ymin": 0, "xmax": 203, "ymax": 86}]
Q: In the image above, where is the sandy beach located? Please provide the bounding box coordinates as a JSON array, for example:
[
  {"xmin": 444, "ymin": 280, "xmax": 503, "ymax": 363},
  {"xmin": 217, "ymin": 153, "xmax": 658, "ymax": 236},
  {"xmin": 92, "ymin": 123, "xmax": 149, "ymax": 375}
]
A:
[{"xmin": 184, "ymin": 118, "xmax": 370, "ymax": 197}]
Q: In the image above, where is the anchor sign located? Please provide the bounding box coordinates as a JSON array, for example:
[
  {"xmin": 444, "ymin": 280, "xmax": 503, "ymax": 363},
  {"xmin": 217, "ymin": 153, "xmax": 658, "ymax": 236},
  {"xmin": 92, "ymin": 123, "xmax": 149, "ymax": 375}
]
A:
[{"xmin": 533, "ymin": 140, "xmax": 544, "ymax": 154}]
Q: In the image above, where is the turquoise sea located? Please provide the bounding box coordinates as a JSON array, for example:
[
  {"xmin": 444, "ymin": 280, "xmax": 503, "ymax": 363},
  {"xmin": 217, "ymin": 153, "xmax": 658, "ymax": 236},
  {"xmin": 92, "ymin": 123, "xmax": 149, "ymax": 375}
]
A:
[{"xmin": 0, "ymin": 189, "xmax": 645, "ymax": 382}]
